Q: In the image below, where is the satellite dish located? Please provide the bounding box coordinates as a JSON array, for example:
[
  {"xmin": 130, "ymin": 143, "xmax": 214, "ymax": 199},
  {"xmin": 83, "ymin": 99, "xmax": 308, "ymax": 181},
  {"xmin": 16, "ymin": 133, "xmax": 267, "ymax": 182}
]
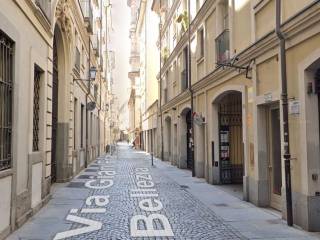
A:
[{"xmin": 87, "ymin": 101, "xmax": 96, "ymax": 111}]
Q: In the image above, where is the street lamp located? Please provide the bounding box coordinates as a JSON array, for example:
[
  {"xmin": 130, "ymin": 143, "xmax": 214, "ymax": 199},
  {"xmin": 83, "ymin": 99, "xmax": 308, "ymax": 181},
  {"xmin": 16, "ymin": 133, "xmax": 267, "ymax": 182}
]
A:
[
  {"xmin": 73, "ymin": 66, "xmax": 97, "ymax": 82},
  {"xmin": 89, "ymin": 66, "xmax": 97, "ymax": 80}
]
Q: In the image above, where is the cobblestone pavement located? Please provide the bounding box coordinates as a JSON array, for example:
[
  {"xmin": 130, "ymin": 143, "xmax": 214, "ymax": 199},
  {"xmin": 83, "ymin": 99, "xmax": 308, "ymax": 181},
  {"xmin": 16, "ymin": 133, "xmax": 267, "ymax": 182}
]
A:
[
  {"xmin": 7, "ymin": 143, "xmax": 320, "ymax": 240},
  {"xmin": 8, "ymin": 144, "xmax": 244, "ymax": 240},
  {"xmin": 68, "ymin": 144, "xmax": 244, "ymax": 240}
]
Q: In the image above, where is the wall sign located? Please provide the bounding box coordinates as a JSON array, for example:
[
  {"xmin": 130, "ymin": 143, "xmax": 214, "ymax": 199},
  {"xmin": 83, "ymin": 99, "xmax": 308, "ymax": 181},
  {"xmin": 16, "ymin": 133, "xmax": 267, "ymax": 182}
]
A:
[{"xmin": 289, "ymin": 100, "xmax": 300, "ymax": 115}]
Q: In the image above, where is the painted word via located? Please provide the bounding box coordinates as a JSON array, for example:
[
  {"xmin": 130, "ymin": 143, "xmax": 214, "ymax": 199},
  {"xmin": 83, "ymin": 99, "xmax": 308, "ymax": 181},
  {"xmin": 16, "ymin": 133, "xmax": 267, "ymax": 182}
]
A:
[{"xmin": 53, "ymin": 158, "xmax": 115, "ymax": 240}]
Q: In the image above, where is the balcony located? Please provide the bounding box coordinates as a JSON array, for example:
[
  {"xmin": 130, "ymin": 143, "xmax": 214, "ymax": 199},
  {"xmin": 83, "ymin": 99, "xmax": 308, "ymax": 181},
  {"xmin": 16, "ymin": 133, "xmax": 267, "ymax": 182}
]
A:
[
  {"xmin": 215, "ymin": 29, "xmax": 230, "ymax": 64},
  {"xmin": 91, "ymin": 34, "xmax": 99, "ymax": 57},
  {"xmin": 181, "ymin": 69, "xmax": 188, "ymax": 91},
  {"xmin": 35, "ymin": 0, "xmax": 51, "ymax": 21},
  {"xmin": 79, "ymin": 0, "xmax": 93, "ymax": 34}
]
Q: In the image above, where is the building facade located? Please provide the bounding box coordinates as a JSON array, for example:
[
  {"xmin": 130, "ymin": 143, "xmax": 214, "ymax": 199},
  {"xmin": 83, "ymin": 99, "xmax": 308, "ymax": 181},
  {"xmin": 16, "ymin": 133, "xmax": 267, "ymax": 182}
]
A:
[
  {"xmin": 0, "ymin": 0, "xmax": 110, "ymax": 238},
  {"xmin": 152, "ymin": 0, "xmax": 320, "ymax": 231},
  {"xmin": 134, "ymin": 0, "xmax": 160, "ymax": 155},
  {"xmin": 127, "ymin": 0, "xmax": 143, "ymax": 147}
]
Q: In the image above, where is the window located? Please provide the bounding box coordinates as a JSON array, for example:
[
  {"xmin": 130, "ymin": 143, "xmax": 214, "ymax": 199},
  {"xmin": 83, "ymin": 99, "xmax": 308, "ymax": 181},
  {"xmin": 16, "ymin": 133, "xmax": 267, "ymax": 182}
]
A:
[
  {"xmin": 75, "ymin": 47, "xmax": 80, "ymax": 71},
  {"xmin": 181, "ymin": 46, "xmax": 189, "ymax": 91},
  {"xmin": 222, "ymin": 0, "xmax": 229, "ymax": 30},
  {"xmin": 0, "ymin": 31, "xmax": 14, "ymax": 171},
  {"xmin": 198, "ymin": 28, "xmax": 204, "ymax": 59},
  {"xmin": 33, "ymin": 66, "xmax": 42, "ymax": 151}
]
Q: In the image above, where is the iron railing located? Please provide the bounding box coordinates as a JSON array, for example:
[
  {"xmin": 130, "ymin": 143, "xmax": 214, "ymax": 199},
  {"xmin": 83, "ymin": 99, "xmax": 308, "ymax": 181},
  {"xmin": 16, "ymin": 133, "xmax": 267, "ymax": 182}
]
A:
[
  {"xmin": 0, "ymin": 31, "xmax": 14, "ymax": 171},
  {"xmin": 33, "ymin": 67, "xmax": 41, "ymax": 151},
  {"xmin": 215, "ymin": 29, "xmax": 230, "ymax": 64},
  {"xmin": 181, "ymin": 69, "xmax": 188, "ymax": 91},
  {"xmin": 79, "ymin": 0, "xmax": 93, "ymax": 34},
  {"xmin": 35, "ymin": 0, "xmax": 51, "ymax": 21}
]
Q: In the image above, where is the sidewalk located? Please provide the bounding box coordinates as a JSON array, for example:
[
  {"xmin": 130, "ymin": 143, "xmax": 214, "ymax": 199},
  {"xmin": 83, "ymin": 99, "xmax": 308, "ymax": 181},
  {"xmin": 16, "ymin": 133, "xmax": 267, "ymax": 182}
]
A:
[{"xmin": 152, "ymin": 154, "xmax": 320, "ymax": 240}]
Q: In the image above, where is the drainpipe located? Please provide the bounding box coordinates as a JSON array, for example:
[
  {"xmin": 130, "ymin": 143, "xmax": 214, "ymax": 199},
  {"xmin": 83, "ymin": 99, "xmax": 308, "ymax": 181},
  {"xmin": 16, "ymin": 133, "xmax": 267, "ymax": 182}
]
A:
[
  {"xmin": 85, "ymin": 37, "xmax": 91, "ymax": 168},
  {"xmin": 98, "ymin": 0, "xmax": 103, "ymax": 156},
  {"xmin": 276, "ymin": 0, "xmax": 293, "ymax": 226},
  {"xmin": 159, "ymin": 0, "xmax": 164, "ymax": 161},
  {"xmin": 188, "ymin": 0, "xmax": 195, "ymax": 177}
]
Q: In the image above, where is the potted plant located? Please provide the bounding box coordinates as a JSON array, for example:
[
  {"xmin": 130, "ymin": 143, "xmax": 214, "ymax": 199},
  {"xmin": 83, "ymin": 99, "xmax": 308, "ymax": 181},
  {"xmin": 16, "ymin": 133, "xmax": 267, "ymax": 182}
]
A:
[
  {"xmin": 162, "ymin": 47, "xmax": 170, "ymax": 62},
  {"xmin": 176, "ymin": 11, "xmax": 188, "ymax": 33}
]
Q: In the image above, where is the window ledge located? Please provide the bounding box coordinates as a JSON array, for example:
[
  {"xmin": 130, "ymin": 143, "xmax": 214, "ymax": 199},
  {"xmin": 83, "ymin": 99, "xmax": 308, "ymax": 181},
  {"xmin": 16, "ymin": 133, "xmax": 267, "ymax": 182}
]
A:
[{"xmin": 197, "ymin": 56, "xmax": 205, "ymax": 64}]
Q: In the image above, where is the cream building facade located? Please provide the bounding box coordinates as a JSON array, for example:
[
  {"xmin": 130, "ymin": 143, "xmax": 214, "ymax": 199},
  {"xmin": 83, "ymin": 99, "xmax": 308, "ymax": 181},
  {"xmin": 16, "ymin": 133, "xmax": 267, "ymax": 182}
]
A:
[
  {"xmin": 152, "ymin": 0, "xmax": 320, "ymax": 231},
  {"xmin": 0, "ymin": 0, "xmax": 110, "ymax": 238},
  {"xmin": 135, "ymin": 0, "xmax": 160, "ymax": 154},
  {"xmin": 128, "ymin": 0, "xmax": 144, "ymax": 148}
]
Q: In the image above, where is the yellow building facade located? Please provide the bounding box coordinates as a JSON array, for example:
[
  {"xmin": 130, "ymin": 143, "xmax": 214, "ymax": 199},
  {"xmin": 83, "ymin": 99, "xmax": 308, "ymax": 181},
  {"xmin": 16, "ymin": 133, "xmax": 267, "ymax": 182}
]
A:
[{"xmin": 152, "ymin": 0, "xmax": 320, "ymax": 231}]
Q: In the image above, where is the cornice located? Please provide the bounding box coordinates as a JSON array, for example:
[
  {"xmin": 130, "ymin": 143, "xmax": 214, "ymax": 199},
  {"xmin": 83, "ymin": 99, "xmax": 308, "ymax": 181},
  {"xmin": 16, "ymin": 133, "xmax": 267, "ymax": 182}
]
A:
[
  {"xmin": 15, "ymin": 0, "xmax": 53, "ymax": 44},
  {"xmin": 161, "ymin": 90, "xmax": 190, "ymax": 112}
]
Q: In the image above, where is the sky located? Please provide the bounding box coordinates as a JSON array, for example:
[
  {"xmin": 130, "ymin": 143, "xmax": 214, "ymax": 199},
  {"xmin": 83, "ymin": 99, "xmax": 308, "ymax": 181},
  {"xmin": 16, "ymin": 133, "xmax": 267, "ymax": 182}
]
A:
[{"xmin": 108, "ymin": 0, "xmax": 131, "ymax": 108}]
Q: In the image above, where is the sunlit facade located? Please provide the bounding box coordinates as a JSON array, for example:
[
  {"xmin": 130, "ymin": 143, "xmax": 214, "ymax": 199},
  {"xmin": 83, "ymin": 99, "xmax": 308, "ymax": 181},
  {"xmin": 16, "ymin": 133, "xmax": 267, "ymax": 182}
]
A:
[{"xmin": 152, "ymin": 0, "xmax": 320, "ymax": 231}]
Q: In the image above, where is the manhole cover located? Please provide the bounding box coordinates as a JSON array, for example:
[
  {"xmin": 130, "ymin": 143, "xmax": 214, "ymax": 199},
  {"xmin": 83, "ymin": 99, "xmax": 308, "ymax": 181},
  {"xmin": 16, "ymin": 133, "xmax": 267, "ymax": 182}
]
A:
[
  {"xmin": 214, "ymin": 203, "xmax": 228, "ymax": 207},
  {"xmin": 67, "ymin": 182, "xmax": 85, "ymax": 188},
  {"xmin": 77, "ymin": 175, "xmax": 93, "ymax": 179},
  {"xmin": 266, "ymin": 219, "xmax": 281, "ymax": 224}
]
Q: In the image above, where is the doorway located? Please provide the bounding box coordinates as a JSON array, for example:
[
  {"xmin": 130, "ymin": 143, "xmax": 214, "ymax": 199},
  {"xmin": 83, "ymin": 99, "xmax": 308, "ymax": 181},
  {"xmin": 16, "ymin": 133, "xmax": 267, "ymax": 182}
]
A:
[
  {"xmin": 218, "ymin": 92, "xmax": 244, "ymax": 184},
  {"xmin": 268, "ymin": 106, "xmax": 282, "ymax": 210},
  {"xmin": 186, "ymin": 110, "xmax": 192, "ymax": 170}
]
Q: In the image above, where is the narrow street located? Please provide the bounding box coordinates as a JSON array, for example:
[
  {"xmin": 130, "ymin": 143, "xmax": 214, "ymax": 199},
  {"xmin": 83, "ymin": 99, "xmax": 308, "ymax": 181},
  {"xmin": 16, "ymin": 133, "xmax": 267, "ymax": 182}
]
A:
[{"xmin": 7, "ymin": 143, "xmax": 319, "ymax": 240}]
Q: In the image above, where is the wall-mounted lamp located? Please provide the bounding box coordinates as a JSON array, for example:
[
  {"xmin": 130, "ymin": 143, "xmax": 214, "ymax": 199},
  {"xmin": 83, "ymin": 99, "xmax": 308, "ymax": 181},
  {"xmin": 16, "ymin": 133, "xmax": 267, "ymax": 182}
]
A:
[{"xmin": 73, "ymin": 66, "xmax": 97, "ymax": 82}]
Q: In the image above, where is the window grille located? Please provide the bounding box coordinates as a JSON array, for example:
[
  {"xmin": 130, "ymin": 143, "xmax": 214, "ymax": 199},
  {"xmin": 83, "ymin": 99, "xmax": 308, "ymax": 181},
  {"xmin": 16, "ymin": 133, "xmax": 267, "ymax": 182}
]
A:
[
  {"xmin": 33, "ymin": 67, "xmax": 41, "ymax": 151},
  {"xmin": 0, "ymin": 31, "xmax": 14, "ymax": 171}
]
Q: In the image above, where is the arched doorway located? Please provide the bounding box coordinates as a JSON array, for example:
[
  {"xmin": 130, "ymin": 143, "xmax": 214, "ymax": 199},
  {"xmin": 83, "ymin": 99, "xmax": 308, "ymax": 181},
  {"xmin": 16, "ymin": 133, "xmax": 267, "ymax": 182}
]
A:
[
  {"xmin": 51, "ymin": 25, "xmax": 71, "ymax": 183},
  {"xmin": 179, "ymin": 108, "xmax": 193, "ymax": 170},
  {"xmin": 217, "ymin": 92, "xmax": 244, "ymax": 184}
]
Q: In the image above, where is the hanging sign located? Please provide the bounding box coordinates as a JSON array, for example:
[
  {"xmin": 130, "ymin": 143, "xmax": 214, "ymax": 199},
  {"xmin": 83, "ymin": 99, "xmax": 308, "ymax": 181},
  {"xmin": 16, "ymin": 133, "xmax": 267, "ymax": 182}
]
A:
[{"xmin": 193, "ymin": 112, "xmax": 205, "ymax": 126}]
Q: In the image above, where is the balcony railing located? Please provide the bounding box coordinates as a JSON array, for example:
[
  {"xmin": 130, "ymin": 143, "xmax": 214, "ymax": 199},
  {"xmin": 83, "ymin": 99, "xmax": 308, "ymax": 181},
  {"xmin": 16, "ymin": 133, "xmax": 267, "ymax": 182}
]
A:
[
  {"xmin": 215, "ymin": 29, "xmax": 230, "ymax": 64},
  {"xmin": 79, "ymin": 0, "xmax": 93, "ymax": 34},
  {"xmin": 35, "ymin": 0, "xmax": 51, "ymax": 21},
  {"xmin": 181, "ymin": 69, "xmax": 188, "ymax": 91},
  {"xmin": 91, "ymin": 34, "xmax": 99, "ymax": 57}
]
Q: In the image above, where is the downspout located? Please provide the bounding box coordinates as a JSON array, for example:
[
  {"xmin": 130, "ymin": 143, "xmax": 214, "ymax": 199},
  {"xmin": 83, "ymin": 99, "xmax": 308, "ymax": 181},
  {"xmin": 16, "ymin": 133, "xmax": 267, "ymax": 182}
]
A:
[
  {"xmin": 85, "ymin": 36, "xmax": 91, "ymax": 168},
  {"xmin": 188, "ymin": 0, "xmax": 195, "ymax": 177},
  {"xmin": 159, "ymin": 0, "xmax": 164, "ymax": 161},
  {"xmin": 98, "ymin": 0, "xmax": 102, "ymax": 156},
  {"xmin": 275, "ymin": 0, "xmax": 293, "ymax": 226}
]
